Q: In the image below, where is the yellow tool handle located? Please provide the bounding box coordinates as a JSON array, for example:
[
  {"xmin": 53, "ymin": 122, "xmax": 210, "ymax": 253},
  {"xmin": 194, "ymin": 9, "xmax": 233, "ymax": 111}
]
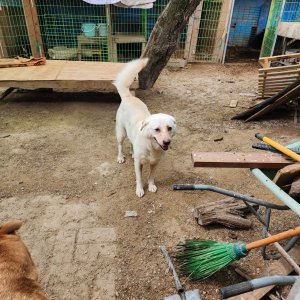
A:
[
  {"xmin": 246, "ymin": 226, "xmax": 300, "ymax": 251},
  {"xmin": 255, "ymin": 133, "xmax": 300, "ymax": 162}
]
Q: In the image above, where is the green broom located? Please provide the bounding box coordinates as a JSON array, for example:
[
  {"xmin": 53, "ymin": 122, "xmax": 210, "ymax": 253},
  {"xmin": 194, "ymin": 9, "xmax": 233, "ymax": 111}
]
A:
[{"xmin": 176, "ymin": 226, "xmax": 300, "ymax": 281}]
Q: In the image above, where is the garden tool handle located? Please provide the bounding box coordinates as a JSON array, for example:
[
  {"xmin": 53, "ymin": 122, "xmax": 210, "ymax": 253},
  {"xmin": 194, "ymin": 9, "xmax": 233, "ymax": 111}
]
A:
[
  {"xmin": 255, "ymin": 133, "xmax": 300, "ymax": 162},
  {"xmin": 246, "ymin": 227, "xmax": 300, "ymax": 251},
  {"xmin": 160, "ymin": 245, "xmax": 186, "ymax": 298}
]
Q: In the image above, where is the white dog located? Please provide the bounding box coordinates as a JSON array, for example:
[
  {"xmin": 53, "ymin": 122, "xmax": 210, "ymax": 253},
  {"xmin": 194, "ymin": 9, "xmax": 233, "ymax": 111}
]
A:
[{"xmin": 114, "ymin": 58, "xmax": 176, "ymax": 197}]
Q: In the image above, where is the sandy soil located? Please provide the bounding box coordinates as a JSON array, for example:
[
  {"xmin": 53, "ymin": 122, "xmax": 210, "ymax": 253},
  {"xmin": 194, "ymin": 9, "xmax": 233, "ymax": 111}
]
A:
[{"xmin": 0, "ymin": 62, "xmax": 299, "ymax": 300}]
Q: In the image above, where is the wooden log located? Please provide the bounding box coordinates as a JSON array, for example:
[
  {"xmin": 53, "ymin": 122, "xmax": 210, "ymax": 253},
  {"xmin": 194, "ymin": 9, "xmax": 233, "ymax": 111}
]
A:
[
  {"xmin": 194, "ymin": 197, "xmax": 258, "ymax": 229},
  {"xmin": 273, "ymin": 163, "xmax": 300, "ymax": 187},
  {"xmin": 289, "ymin": 176, "xmax": 300, "ymax": 199},
  {"xmin": 192, "ymin": 152, "xmax": 293, "ymax": 168}
]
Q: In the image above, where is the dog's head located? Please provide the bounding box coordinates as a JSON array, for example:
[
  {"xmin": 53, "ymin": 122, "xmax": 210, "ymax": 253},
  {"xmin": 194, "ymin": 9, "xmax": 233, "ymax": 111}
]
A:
[
  {"xmin": 140, "ymin": 113, "xmax": 176, "ymax": 151},
  {"xmin": 0, "ymin": 220, "xmax": 48, "ymax": 299}
]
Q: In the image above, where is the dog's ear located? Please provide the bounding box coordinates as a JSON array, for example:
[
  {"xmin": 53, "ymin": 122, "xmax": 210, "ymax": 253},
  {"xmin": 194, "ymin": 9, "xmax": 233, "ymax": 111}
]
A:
[{"xmin": 140, "ymin": 120, "xmax": 149, "ymax": 132}]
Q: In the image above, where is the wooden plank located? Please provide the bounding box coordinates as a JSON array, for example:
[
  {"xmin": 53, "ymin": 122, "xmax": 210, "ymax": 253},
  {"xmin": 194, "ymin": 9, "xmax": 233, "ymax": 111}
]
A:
[
  {"xmin": 259, "ymin": 52, "xmax": 300, "ymax": 63},
  {"xmin": 246, "ymin": 85, "xmax": 300, "ymax": 121},
  {"xmin": 213, "ymin": 0, "xmax": 232, "ymax": 62},
  {"xmin": 228, "ymin": 246, "xmax": 300, "ymax": 300},
  {"xmin": 184, "ymin": 3, "xmax": 203, "ymax": 61},
  {"xmin": 192, "ymin": 152, "xmax": 293, "ymax": 168},
  {"xmin": 278, "ymin": 22, "xmax": 300, "ymax": 40},
  {"xmin": 259, "ymin": 64, "xmax": 300, "ymax": 73},
  {"xmin": 258, "ymin": 83, "xmax": 293, "ymax": 88},
  {"xmin": 0, "ymin": 25, "xmax": 8, "ymax": 58},
  {"xmin": 22, "ymin": 0, "xmax": 44, "ymax": 57},
  {"xmin": 259, "ymin": 70, "xmax": 300, "ymax": 77},
  {"xmin": 258, "ymin": 77, "xmax": 299, "ymax": 83}
]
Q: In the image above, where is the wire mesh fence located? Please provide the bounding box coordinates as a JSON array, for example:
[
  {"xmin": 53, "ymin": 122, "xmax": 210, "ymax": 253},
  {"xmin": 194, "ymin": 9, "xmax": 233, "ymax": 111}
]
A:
[
  {"xmin": 3, "ymin": 0, "xmax": 298, "ymax": 63},
  {"xmin": 35, "ymin": 1, "xmax": 108, "ymax": 61},
  {"xmin": 228, "ymin": 5, "xmax": 261, "ymax": 47},
  {"xmin": 0, "ymin": 0, "xmax": 31, "ymax": 58},
  {"xmin": 194, "ymin": 0, "xmax": 224, "ymax": 62},
  {"xmin": 282, "ymin": 0, "xmax": 300, "ymax": 22},
  {"xmin": 0, "ymin": 0, "xmax": 221, "ymax": 63}
]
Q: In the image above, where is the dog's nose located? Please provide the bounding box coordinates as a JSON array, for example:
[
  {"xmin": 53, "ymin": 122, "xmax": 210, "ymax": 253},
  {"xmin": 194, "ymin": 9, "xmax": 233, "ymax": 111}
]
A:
[{"xmin": 163, "ymin": 140, "xmax": 171, "ymax": 146}]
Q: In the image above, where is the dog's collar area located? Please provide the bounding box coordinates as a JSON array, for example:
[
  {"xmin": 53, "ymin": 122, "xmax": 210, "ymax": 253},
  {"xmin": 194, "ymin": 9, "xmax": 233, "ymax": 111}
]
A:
[{"xmin": 153, "ymin": 137, "xmax": 168, "ymax": 151}]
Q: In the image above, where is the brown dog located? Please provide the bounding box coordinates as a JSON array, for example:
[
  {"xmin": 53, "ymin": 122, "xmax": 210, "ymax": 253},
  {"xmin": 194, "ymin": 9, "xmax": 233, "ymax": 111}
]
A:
[{"xmin": 0, "ymin": 220, "xmax": 48, "ymax": 300}]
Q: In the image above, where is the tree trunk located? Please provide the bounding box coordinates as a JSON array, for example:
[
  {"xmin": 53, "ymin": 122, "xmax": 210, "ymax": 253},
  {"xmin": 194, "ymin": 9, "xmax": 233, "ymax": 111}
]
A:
[{"xmin": 139, "ymin": 0, "xmax": 202, "ymax": 89}]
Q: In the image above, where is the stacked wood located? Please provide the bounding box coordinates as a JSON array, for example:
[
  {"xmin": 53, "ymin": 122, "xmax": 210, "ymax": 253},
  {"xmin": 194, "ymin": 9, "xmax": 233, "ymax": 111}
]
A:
[{"xmin": 258, "ymin": 53, "xmax": 300, "ymax": 99}]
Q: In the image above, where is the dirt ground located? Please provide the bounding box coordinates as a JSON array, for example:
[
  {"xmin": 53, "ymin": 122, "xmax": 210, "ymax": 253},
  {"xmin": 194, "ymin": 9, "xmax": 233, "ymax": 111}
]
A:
[{"xmin": 0, "ymin": 62, "xmax": 299, "ymax": 300}]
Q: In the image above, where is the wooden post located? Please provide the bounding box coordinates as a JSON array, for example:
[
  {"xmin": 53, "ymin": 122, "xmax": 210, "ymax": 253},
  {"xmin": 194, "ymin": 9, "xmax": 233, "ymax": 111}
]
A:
[
  {"xmin": 0, "ymin": 7, "xmax": 8, "ymax": 58},
  {"xmin": 184, "ymin": 2, "xmax": 203, "ymax": 62},
  {"xmin": 105, "ymin": 5, "xmax": 115, "ymax": 62},
  {"xmin": 0, "ymin": 26, "xmax": 8, "ymax": 58},
  {"xmin": 22, "ymin": 0, "xmax": 44, "ymax": 57},
  {"xmin": 213, "ymin": 0, "xmax": 233, "ymax": 62}
]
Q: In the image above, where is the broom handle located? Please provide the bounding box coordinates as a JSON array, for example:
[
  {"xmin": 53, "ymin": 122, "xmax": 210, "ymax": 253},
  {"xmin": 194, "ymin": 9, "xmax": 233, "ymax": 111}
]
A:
[
  {"xmin": 246, "ymin": 227, "xmax": 300, "ymax": 251},
  {"xmin": 255, "ymin": 133, "xmax": 300, "ymax": 162}
]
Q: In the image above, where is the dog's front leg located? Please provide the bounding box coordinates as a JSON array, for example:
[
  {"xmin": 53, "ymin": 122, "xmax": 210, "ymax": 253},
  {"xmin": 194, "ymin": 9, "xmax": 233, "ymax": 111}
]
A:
[
  {"xmin": 134, "ymin": 159, "xmax": 144, "ymax": 197},
  {"xmin": 148, "ymin": 163, "xmax": 158, "ymax": 193}
]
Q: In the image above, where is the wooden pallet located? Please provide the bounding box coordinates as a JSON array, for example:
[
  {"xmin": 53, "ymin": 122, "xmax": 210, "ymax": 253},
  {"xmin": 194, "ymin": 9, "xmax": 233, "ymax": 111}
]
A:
[{"xmin": 258, "ymin": 53, "xmax": 300, "ymax": 99}]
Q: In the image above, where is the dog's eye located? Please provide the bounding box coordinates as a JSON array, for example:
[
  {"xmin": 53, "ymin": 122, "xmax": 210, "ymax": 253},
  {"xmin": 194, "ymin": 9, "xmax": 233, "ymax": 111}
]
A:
[
  {"xmin": 155, "ymin": 128, "xmax": 160, "ymax": 132},
  {"xmin": 167, "ymin": 126, "xmax": 172, "ymax": 131}
]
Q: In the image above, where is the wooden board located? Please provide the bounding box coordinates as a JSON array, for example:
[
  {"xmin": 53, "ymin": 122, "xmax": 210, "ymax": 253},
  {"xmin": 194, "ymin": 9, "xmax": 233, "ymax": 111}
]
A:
[
  {"xmin": 184, "ymin": 2, "xmax": 203, "ymax": 61},
  {"xmin": 0, "ymin": 60, "xmax": 138, "ymax": 91},
  {"xmin": 22, "ymin": 0, "xmax": 44, "ymax": 57},
  {"xmin": 228, "ymin": 246, "xmax": 300, "ymax": 300},
  {"xmin": 278, "ymin": 22, "xmax": 300, "ymax": 39},
  {"xmin": 192, "ymin": 152, "xmax": 293, "ymax": 168}
]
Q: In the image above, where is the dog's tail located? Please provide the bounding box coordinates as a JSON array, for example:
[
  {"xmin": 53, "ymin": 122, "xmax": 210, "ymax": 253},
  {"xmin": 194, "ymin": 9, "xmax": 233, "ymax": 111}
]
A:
[
  {"xmin": 0, "ymin": 220, "xmax": 23, "ymax": 235},
  {"xmin": 113, "ymin": 58, "xmax": 149, "ymax": 99}
]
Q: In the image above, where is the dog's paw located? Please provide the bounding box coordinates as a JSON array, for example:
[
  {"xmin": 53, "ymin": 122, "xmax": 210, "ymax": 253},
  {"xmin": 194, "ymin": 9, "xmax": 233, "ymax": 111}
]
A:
[
  {"xmin": 117, "ymin": 155, "xmax": 125, "ymax": 164},
  {"xmin": 148, "ymin": 183, "xmax": 157, "ymax": 193},
  {"xmin": 136, "ymin": 187, "xmax": 145, "ymax": 198}
]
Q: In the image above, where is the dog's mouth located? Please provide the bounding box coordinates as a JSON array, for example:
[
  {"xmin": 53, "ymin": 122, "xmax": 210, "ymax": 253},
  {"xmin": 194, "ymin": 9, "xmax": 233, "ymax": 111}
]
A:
[{"xmin": 154, "ymin": 137, "xmax": 169, "ymax": 151}]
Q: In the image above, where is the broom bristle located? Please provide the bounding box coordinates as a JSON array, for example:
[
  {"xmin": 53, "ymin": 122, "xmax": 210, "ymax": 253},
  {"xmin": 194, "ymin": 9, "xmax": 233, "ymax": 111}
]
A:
[{"xmin": 176, "ymin": 240, "xmax": 248, "ymax": 281}]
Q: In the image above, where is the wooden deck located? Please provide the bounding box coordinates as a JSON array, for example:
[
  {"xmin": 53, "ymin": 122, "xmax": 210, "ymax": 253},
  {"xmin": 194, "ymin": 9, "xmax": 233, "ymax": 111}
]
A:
[{"xmin": 0, "ymin": 60, "xmax": 138, "ymax": 91}]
